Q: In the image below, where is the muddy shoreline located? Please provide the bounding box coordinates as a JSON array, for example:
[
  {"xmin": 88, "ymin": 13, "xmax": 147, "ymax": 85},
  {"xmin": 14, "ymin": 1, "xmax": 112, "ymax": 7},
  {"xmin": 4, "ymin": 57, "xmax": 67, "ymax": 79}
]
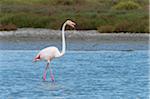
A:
[{"xmin": 0, "ymin": 28, "xmax": 149, "ymax": 42}]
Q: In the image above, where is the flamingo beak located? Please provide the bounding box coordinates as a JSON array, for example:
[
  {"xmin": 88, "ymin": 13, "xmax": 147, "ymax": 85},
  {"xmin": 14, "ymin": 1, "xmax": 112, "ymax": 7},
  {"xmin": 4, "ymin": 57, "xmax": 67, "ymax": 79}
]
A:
[{"xmin": 69, "ymin": 22, "xmax": 76, "ymax": 28}]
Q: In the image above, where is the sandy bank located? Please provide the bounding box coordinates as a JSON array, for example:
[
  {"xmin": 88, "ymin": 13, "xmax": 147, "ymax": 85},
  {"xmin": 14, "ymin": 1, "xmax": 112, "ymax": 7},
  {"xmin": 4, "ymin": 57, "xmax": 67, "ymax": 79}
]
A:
[{"xmin": 0, "ymin": 28, "xmax": 149, "ymax": 41}]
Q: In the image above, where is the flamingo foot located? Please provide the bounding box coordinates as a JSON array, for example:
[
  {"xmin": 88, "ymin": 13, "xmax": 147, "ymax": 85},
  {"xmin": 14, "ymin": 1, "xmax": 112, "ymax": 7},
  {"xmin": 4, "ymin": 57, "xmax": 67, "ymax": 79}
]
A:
[
  {"xmin": 42, "ymin": 74, "xmax": 46, "ymax": 81},
  {"xmin": 51, "ymin": 75, "xmax": 55, "ymax": 82},
  {"xmin": 43, "ymin": 77, "xmax": 46, "ymax": 81}
]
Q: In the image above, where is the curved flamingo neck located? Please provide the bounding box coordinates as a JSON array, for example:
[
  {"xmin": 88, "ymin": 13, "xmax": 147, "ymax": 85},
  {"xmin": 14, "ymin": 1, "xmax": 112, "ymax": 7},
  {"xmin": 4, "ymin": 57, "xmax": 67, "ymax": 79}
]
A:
[{"xmin": 59, "ymin": 22, "xmax": 67, "ymax": 57}]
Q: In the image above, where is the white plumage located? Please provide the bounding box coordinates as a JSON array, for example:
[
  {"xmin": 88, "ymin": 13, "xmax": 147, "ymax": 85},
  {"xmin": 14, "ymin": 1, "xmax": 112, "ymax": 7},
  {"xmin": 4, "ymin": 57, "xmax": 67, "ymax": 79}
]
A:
[{"xmin": 33, "ymin": 20, "xmax": 76, "ymax": 82}]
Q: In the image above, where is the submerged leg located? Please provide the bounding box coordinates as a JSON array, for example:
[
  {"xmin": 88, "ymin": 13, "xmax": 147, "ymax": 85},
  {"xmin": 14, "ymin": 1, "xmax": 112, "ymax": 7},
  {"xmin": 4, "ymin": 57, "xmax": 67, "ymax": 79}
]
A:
[
  {"xmin": 43, "ymin": 62, "xmax": 49, "ymax": 81},
  {"xmin": 49, "ymin": 65, "xmax": 55, "ymax": 82}
]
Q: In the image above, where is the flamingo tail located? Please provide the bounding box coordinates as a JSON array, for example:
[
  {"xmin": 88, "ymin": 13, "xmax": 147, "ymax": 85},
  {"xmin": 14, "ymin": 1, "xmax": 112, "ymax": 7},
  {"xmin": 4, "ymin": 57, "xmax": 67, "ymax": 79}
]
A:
[{"xmin": 33, "ymin": 54, "xmax": 41, "ymax": 62}]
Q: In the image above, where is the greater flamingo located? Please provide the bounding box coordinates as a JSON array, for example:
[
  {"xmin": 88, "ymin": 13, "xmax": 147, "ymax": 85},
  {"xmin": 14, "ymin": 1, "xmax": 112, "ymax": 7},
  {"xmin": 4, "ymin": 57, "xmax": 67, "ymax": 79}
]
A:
[{"xmin": 33, "ymin": 20, "xmax": 76, "ymax": 82}]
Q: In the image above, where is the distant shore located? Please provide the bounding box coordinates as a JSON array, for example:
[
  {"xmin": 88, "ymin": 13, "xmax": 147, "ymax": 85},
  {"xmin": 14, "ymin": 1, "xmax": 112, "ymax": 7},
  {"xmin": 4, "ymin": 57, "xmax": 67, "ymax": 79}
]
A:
[
  {"xmin": 0, "ymin": 28, "xmax": 149, "ymax": 41},
  {"xmin": 1, "ymin": 0, "xmax": 149, "ymax": 33}
]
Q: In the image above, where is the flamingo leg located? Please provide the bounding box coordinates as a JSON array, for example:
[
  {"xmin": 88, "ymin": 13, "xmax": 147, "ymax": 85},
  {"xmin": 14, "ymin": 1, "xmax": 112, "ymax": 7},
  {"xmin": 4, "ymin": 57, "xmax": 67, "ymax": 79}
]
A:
[
  {"xmin": 42, "ymin": 62, "xmax": 49, "ymax": 81},
  {"xmin": 49, "ymin": 65, "xmax": 55, "ymax": 82}
]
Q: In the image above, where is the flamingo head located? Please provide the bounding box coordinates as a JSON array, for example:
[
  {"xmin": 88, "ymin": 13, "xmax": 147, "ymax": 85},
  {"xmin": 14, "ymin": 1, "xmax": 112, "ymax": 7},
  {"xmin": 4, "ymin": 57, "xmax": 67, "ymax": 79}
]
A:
[{"xmin": 66, "ymin": 20, "xmax": 76, "ymax": 28}]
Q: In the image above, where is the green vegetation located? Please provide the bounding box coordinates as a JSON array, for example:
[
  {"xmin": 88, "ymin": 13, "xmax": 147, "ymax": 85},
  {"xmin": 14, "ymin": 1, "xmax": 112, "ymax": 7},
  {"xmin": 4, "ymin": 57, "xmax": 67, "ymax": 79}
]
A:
[
  {"xmin": 0, "ymin": 0, "xmax": 149, "ymax": 33},
  {"xmin": 113, "ymin": 0, "xmax": 141, "ymax": 10}
]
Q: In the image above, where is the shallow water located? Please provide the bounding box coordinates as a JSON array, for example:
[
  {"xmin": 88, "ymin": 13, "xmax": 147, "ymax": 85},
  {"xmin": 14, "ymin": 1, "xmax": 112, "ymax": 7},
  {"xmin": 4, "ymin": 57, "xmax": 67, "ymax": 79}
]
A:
[
  {"xmin": 0, "ymin": 40, "xmax": 148, "ymax": 51},
  {"xmin": 0, "ymin": 49, "xmax": 149, "ymax": 98}
]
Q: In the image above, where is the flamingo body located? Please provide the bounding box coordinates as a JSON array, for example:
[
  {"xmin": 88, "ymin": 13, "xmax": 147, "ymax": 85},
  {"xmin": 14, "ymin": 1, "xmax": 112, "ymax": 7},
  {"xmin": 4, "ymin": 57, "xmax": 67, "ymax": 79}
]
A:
[
  {"xmin": 33, "ymin": 20, "xmax": 76, "ymax": 82},
  {"xmin": 35, "ymin": 46, "xmax": 61, "ymax": 62}
]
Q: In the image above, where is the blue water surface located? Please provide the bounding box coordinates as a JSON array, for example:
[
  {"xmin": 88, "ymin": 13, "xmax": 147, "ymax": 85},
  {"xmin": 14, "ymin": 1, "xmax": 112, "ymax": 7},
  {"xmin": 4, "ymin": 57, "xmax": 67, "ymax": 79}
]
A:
[{"xmin": 0, "ymin": 50, "xmax": 149, "ymax": 99}]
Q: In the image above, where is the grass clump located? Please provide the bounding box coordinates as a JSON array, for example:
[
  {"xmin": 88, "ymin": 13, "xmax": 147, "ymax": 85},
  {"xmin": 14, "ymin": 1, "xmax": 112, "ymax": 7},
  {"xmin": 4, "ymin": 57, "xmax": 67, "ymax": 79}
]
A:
[
  {"xmin": 97, "ymin": 14, "xmax": 149, "ymax": 33},
  {"xmin": 113, "ymin": 0, "xmax": 141, "ymax": 10},
  {"xmin": 0, "ymin": 24, "xmax": 17, "ymax": 31}
]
